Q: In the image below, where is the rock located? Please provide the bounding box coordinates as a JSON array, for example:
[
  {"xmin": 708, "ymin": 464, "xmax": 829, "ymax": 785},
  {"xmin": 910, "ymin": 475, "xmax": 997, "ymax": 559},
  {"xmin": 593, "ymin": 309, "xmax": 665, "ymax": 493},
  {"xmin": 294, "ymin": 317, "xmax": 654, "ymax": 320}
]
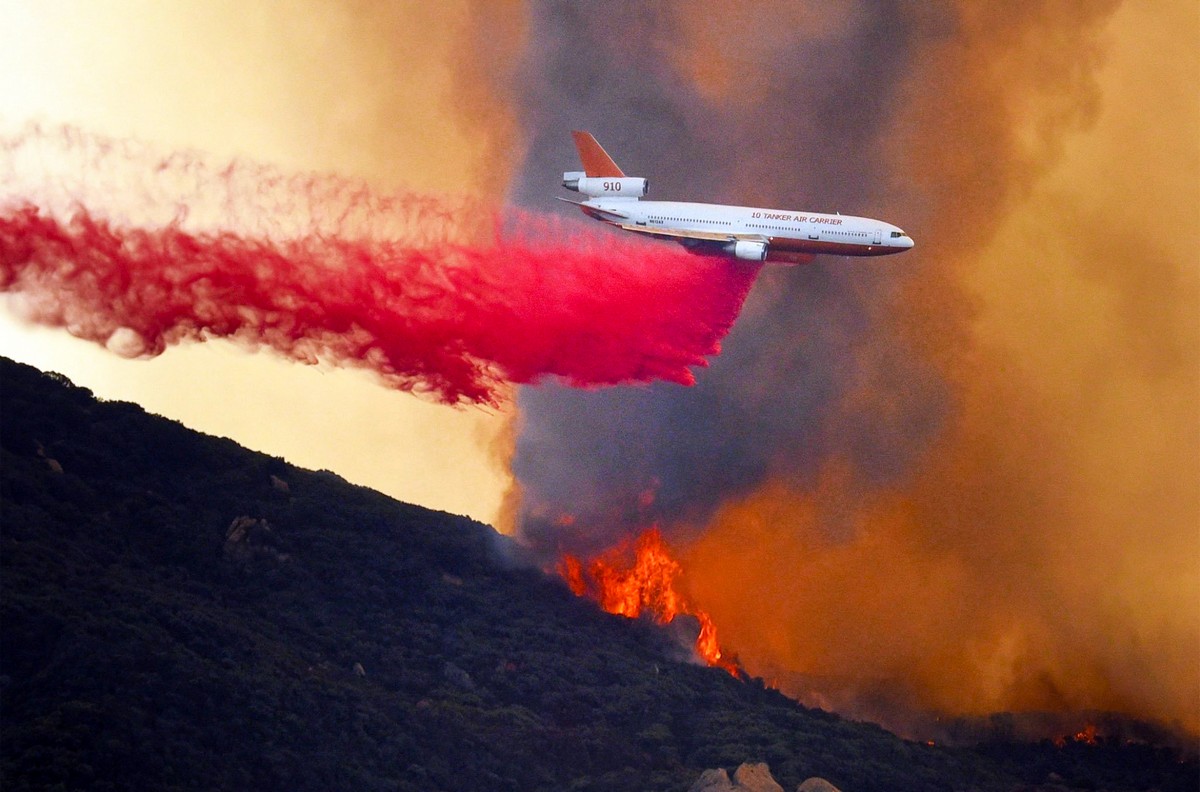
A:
[
  {"xmin": 733, "ymin": 762, "xmax": 784, "ymax": 792},
  {"xmin": 797, "ymin": 779, "xmax": 842, "ymax": 792},
  {"xmin": 223, "ymin": 516, "xmax": 287, "ymax": 564},
  {"xmin": 353, "ymin": 662, "xmax": 366, "ymax": 677},
  {"xmin": 688, "ymin": 768, "xmax": 733, "ymax": 792},
  {"xmin": 270, "ymin": 475, "xmax": 290, "ymax": 493},
  {"xmin": 34, "ymin": 440, "xmax": 63, "ymax": 473},
  {"xmin": 688, "ymin": 763, "xmax": 785, "ymax": 792},
  {"xmin": 225, "ymin": 516, "xmax": 258, "ymax": 545},
  {"xmin": 442, "ymin": 661, "xmax": 475, "ymax": 690}
]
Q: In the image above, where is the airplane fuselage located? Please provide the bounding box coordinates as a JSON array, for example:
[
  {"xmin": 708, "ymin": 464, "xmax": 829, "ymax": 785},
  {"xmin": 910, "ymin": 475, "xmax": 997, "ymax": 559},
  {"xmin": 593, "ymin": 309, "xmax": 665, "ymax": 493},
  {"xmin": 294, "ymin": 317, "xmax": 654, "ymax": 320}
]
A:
[
  {"xmin": 562, "ymin": 131, "xmax": 913, "ymax": 265},
  {"xmin": 580, "ymin": 197, "xmax": 914, "ymax": 264}
]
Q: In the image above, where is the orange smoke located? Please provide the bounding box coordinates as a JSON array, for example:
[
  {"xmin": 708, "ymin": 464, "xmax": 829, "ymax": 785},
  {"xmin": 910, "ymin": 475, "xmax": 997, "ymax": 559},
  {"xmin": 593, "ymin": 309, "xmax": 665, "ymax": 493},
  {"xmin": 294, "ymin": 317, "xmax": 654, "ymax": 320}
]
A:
[
  {"xmin": 559, "ymin": 528, "xmax": 738, "ymax": 674},
  {"xmin": 671, "ymin": 0, "xmax": 1199, "ymax": 738}
]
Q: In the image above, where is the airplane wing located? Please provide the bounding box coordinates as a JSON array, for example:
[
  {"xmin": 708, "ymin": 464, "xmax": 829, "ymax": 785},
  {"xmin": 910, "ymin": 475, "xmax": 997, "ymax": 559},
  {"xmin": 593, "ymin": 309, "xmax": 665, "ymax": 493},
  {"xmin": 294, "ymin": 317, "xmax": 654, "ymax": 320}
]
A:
[
  {"xmin": 617, "ymin": 224, "xmax": 768, "ymax": 245},
  {"xmin": 555, "ymin": 196, "xmax": 633, "ymax": 221}
]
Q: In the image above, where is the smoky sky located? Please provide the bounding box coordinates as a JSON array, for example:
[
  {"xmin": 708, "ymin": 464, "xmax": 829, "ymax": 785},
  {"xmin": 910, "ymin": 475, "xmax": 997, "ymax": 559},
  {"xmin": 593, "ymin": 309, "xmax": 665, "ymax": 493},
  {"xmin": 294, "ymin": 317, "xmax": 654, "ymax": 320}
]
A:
[{"xmin": 510, "ymin": 1, "xmax": 944, "ymax": 554}]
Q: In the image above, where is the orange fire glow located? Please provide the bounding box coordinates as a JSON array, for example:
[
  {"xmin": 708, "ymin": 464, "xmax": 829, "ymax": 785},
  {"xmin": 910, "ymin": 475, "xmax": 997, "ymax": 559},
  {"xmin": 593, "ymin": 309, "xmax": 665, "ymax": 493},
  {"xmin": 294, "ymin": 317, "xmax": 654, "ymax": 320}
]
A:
[
  {"xmin": 558, "ymin": 528, "xmax": 739, "ymax": 675},
  {"xmin": 1054, "ymin": 724, "xmax": 1100, "ymax": 748}
]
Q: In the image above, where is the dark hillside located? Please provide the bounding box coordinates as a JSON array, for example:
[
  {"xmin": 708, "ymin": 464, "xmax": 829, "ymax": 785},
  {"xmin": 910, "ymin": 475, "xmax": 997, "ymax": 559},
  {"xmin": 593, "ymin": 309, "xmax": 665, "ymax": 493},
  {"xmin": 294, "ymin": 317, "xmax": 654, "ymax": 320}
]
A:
[{"xmin": 1, "ymin": 357, "xmax": 1194, "ymax": 791}]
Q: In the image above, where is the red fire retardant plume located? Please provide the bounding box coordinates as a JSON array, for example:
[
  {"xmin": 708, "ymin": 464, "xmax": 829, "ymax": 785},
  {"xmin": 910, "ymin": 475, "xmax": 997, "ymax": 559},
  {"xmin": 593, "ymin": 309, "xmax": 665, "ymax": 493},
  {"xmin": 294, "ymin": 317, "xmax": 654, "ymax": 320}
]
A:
[{"xmin": 0, "ymin": 126, "xmax": 760, "ymax": 405}]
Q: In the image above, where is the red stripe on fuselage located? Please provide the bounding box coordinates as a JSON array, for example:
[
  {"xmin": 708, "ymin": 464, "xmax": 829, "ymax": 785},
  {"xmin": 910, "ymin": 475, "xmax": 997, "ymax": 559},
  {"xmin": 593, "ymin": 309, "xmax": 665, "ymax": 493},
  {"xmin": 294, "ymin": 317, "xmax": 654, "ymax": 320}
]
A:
[{"xmin": 767, "ymin": 236, "xmax": 903, "ymax": 257}]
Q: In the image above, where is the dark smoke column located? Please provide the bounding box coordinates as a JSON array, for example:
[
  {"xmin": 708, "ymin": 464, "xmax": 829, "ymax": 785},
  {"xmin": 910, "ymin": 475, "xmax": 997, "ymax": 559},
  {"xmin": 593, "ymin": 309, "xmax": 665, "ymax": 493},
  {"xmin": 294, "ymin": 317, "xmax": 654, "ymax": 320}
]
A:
[{"xmin": 509, "ymin": 2, "xmax": 941, "ymax": 556}]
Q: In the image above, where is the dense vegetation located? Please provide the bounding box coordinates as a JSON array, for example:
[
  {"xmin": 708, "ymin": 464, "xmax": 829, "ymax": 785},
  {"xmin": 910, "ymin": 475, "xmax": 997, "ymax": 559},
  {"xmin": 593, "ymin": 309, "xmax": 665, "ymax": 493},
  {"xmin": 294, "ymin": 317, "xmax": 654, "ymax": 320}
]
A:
[{"xmin": 1, "ymin": 357, "xmax": 1194, "ymax": 791}]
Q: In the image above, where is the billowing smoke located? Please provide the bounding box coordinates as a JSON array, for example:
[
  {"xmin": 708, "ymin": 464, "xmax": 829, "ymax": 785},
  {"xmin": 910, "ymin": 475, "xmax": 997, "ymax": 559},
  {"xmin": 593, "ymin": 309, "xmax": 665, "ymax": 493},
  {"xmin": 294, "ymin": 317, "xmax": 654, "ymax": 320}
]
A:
[
  {"xmin": 511, "ymin": 2, "xmax": 934, "ymax": 550},
  {"xmin": 1, "ymin": 125, "xmax": 758, "ymax": 405},
  {"xmin": 510, "ymin": 1, "xmax": 1198, "ymax": 739}
]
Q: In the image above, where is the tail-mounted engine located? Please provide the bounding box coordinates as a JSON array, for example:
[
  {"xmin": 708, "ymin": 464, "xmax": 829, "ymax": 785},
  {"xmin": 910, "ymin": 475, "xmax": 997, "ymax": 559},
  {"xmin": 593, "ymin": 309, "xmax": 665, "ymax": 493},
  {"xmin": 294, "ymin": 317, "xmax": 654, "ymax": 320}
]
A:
[{"xmin": 563, "ymin": 171, "xmax": 648, "ymax": 198}]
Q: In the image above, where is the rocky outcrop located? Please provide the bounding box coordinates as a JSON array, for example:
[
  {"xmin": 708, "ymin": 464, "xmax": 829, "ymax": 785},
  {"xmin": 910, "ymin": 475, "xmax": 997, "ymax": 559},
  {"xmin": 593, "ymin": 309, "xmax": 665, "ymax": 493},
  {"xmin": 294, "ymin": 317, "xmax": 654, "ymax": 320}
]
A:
[
  {"xmin": 733, "ymin": 763, "xmax": 784, "ymax": 792},
  {"xmin": 797, "ymin": 779, "xmax": 842, "ymax": 792},
  {"xmin": 689, "ymin": 768, "xmax": 735, "ymax": 792},
  {"xmin": 688, "ymin": 762, "xmax": 782, "ymax": 792},
  {"xmin": 687, "ymin": 764, "xmax": 841, "ymax": 792},
  {"xmin": 35, "ymin": 440, "xmax": 63, "ymax": 474},
  {"xmin": 223, "ymin": 516, "xmax": 288, "ymax": 564},
  {"xmin": 442, "ymin": 661, "xmax": 475, "ymax": 690}
]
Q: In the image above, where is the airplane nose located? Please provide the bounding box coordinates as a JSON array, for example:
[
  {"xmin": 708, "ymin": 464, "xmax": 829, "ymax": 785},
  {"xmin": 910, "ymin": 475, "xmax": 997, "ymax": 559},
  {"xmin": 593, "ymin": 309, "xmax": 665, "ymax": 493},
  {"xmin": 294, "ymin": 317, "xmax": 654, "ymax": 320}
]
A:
[{"xmin": 903, "ymin": 235, "xmax": 915, "ymax": 249}]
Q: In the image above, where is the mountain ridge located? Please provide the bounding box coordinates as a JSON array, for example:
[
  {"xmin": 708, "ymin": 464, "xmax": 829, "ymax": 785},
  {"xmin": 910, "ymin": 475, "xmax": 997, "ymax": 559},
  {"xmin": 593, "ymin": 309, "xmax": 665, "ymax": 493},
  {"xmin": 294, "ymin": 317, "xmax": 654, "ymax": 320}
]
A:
[{"xmin": 1, "ymin": 356, "xmax": 1192, "ymax": 791}]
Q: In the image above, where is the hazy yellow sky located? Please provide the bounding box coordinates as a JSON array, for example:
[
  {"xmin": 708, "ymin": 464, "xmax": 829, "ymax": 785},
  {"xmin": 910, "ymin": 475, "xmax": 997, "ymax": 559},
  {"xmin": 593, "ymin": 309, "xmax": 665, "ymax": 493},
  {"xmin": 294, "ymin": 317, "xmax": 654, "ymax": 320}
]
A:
[{"xmin": 0, "ymin": 0, "xmax": 520, "ymax": 522}]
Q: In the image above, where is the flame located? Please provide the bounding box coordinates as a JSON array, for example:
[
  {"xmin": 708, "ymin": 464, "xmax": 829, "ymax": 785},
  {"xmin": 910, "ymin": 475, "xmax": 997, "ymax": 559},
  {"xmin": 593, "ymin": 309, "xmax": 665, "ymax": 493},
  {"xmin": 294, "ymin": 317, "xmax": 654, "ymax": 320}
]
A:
[
  {"xmin": 558, "ymin": 528, "xmax": 738, "ymax": 674},
  {"xmin": 1055, "ymin": 723, "xmax": 1100, "ymax": 748}
]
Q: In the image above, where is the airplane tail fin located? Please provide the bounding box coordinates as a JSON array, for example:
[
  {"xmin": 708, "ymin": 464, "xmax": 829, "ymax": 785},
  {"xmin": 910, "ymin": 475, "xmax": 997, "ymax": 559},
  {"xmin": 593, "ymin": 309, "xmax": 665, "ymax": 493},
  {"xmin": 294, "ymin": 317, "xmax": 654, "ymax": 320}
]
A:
[{"xmin": 571, "ymin": 131, "xmax": 625, "ymax": 178}]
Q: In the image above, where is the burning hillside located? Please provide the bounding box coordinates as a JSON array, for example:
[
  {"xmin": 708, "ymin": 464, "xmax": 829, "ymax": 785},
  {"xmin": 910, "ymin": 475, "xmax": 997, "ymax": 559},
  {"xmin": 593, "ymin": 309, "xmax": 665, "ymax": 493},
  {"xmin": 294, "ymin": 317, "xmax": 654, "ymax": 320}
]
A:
[
  {"xmin": 8, "ymin": 354, "xmax": 1195, "ymax": 790},
  {"xmin": 557, "ymin": 527, "xmax": 739, "ymax": 675},
  {"xmin": 514, "ymin": 1, "xmax": 1198, "ymax": 743}
]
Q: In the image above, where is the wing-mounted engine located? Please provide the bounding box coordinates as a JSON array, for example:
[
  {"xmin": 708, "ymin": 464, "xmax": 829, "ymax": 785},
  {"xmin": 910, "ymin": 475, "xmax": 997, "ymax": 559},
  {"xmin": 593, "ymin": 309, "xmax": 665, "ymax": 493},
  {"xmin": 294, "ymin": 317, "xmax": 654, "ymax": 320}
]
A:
[
  {"xmin": 725, "ymin": 239, "xmax": 768, "ymax": 262},
  {"xmin": 674, "ymin": 235, "xmax": 769, "ymax": 263},
  {"xmin": 562, "ymin": 171, "xmax": 648, "ymax": 198}
]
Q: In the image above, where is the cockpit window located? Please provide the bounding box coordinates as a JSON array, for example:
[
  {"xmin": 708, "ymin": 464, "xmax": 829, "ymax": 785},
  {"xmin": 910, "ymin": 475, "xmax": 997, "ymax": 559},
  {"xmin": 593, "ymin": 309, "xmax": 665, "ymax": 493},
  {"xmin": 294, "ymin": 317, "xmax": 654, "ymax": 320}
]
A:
[{"xmin": 890, "ymin": 231, "xmax": 907, "ymax": 238}]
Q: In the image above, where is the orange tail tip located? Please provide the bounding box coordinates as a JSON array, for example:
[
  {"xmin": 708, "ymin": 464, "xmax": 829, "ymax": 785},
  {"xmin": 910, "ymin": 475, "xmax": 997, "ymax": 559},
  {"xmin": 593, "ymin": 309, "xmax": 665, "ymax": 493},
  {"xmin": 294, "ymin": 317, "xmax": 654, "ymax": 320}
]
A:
[{"xmin": 571, "ymin": 130, "xmax": 625, "ymax": 178}]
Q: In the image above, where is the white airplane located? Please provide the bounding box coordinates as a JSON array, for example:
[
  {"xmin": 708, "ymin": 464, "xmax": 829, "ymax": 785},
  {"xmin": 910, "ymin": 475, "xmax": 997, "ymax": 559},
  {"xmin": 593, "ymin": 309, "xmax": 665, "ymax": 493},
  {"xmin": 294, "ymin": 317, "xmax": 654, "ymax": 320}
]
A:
[{"xmin": 559, "ymin": 131, "xmax": 914, "ymax": 264}]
